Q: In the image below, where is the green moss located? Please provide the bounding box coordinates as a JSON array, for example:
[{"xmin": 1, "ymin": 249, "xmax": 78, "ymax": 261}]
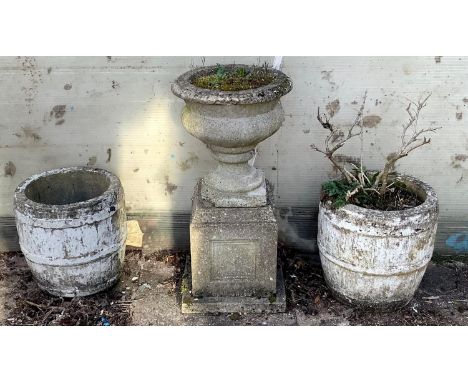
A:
[
  {"xmin": 192, "ymin": 64, "xmax": 274, "ymax": 91},
  {"xmin": 268, "ymin": 293, "xmax": 277, "ymax": 304},
  {"xmin": 431, "ymin": 253, "xmax": 468, "ymax": 265},
  {"xmin": 182, "ymin": 295, "xmax": 193, "ymax": 307}
]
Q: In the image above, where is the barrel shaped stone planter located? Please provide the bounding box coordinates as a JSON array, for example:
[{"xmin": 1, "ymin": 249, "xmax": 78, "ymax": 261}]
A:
[
  {"xmin": 14, "ymin": 167, "xmax": 127, "ymax": 297},
  {"xmin": 317, "ymin": 175, "xmax": 438, "ymax": 309}
]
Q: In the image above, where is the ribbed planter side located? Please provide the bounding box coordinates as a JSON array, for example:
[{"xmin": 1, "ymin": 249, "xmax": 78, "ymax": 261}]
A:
[
  {"xmin": 317, "ymin": 175, "xmax": 439, "ymax": 308},
  {"xmin": 14, "ymin": 167, "xmax": 127, "ymax": 297}
]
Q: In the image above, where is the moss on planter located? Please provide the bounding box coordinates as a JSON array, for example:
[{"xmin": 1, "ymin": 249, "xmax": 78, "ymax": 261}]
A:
[
  {"xmin": 322, "ymin": 175, "xmax": 423, "ymax": 211},
  {"xmin": 191, "ymin": 64, "xmax": 275, "ymax": 91}
]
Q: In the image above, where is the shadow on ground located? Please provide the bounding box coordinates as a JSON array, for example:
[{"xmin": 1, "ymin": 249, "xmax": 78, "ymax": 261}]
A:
[{"xmin": 1, "ymin": 245, "xmax": 467, "ymax": 326}]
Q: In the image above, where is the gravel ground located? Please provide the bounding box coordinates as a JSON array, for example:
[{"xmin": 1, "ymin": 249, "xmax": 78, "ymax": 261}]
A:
[{"xmin": 1, "ymin": 246, "xmax": 467, "ymax": 326}]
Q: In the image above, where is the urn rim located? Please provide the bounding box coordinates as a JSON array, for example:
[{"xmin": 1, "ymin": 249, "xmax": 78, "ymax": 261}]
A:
[{"xmin": 171, "ymin": 64, "xmax": 292, "ymax": 105}]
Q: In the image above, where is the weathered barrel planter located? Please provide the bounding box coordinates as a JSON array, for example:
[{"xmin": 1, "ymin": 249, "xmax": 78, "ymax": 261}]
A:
[
  {"xmin": 317, "ymin": 175, "xmax": 438, "ymax": 309},
  {"xmin": 14, "ymin": 167, "xmax": 127, "ymax": 297}
]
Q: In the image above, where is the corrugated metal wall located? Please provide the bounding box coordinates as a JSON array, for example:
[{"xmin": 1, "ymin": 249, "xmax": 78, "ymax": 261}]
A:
[{"xmin": 1, "ymin": 56, "xmax": 467, "ymax": 255}]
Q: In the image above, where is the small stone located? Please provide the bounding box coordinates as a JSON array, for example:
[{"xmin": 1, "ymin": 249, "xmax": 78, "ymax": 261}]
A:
[
  {"xmin": 137, "ymin": 283, "xmax": 152, "ymax": 293},
  {"xmin": 131, "ymin": 276, "xmax": 138, "ymax": 282}
]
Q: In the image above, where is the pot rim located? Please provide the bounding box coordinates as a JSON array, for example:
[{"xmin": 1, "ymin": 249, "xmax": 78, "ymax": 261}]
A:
[
  {"xmin": 171, "ymin": 64, "xmax": 292, "ymax": 105},
  {"xmin": 320, "ymin": 173, "xmax": 438, "ymax": 220},
  {"xmin": 14, "ymin": 166, "xmax": 122, "ymax": 215}
]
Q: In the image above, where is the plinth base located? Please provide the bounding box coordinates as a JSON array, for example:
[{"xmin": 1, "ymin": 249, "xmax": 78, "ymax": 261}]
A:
[
  {"xmin": 200, "ymin": 178, "xmax": 267, "ymax": 207},
  {"xmin": 181, "ymin": 256, "xmax": 286, "ymax": 314}
]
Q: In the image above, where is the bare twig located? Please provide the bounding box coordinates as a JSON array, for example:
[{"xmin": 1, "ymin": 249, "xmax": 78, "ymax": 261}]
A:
[
  {"xmin": 312, "ymin": 91, "xmax": 440, "ymax": 203},
  {"xmin": 373, "ymin": 92, "xmax": 440, "ymax": 193},
  {"xmin": 311, "ymin": 91, "xmax": 367, "ymax": 183}
]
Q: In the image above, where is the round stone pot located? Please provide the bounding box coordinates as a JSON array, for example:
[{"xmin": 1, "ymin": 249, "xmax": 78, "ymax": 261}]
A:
[
  {"xmin": 317, "ymin": 175, "xmax": 439, "ymax": 309},
  {"xmin": 14, "ymin": 167, "xmax": 127, "ymax": 297},
  {"xmin": 172, "ymin": 64, "xmax": 292, "ymax": 207}
]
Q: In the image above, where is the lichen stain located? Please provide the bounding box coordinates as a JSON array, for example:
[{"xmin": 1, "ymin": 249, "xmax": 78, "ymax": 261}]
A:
[
  {"xmin": 64, "ymin": 83, "xmax": 72, "ymax": 90},
  {"xmin": 133, "ymin": 168, "xmax": 139, "ymax": 173},
  {"xmin": 50, "ymin": 105, "xmax": 66, "ymax": 120},
  {"xmin": 403, "ymin": 65, "xmax": 411, "ymax": 75},
  {"xmin": 17, "ymin": 56, "xmax": 42, "ymax": 114},
  {"xmin": 456, "ymin": 112, "xmax": 463, "ymax": 120},
  {"xmin": 165, "ymin": 176, "xmax": 177, "ymax": 195},
  {"xmin": 87, "ymin": 156, "xmax": 97, "ymax": 166},
  {"xmin": 452, "ymin": 154, "xmax": 468, "ymax": 169},
  {"xmin": 18, "ymin": 126, "xmax": 41, "ymax": 141},
  {"xmin": 4, "ymin": 161, "xmax": 16, "ymax": 177},
  {"xmin": 362, "ymin": 115, "xmax": 382, "ymax": 128},
  {"xmin": 434, "ymin": 56, "xmax": 442, "ymax": 64},
  {"xmin": 106, "ymin": 148, "xmax": 112, "ymax": 163},
  {"xmin": 179, "ymin": 141, "xmax": 185, "ymax": 147},
  {"xmin": 302, "ymin": 129, "xmax": 310, "ymax": 134},
  {"xmin": 321, "ymin": 70, "xmax": 334, "ymax": 83},
  {"xmin": 326, "ymin": 99, "xmax": 340, "ymax": 117},
  {"xmin": 47, "ymin": 67, "xmax": 52, "ymax": 74},
  {"xmin": 177, "ymin": 152, "xmax": 199, "ymax": 171},
  {"xmin": 55, "ymin": 119, "xmax": 65, "ymax": 126}
]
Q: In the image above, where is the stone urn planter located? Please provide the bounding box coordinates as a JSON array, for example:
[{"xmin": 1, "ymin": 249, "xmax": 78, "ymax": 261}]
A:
[
  {"xmin": 14, "ymin": 167, "xmax": 127, "ymax": 297},
  {"xmin": 317, "ymin": 175, "xmax": 438, "ymax": 309},
  {"xmin": 171, "ymin": 64, "xmax": 292, "ymax": 207},
  {"xmin": 172, "ymin": 64, "xmax": 292, "ymax": 313}
]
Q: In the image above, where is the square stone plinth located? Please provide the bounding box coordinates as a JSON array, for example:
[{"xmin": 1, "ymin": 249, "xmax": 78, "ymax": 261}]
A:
[
  {"xmin": 181, "ymin": 256, "xmax": 286, "ymax": 314},
  {"xmin": 184, "ymin": 180, "xmax": 283, "ymax": 313}
]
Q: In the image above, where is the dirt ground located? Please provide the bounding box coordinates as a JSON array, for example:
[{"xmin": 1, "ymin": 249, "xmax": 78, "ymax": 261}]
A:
[{"xmin": 1, "ymin": 246, "xmax": 467, "ymax": 326}]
